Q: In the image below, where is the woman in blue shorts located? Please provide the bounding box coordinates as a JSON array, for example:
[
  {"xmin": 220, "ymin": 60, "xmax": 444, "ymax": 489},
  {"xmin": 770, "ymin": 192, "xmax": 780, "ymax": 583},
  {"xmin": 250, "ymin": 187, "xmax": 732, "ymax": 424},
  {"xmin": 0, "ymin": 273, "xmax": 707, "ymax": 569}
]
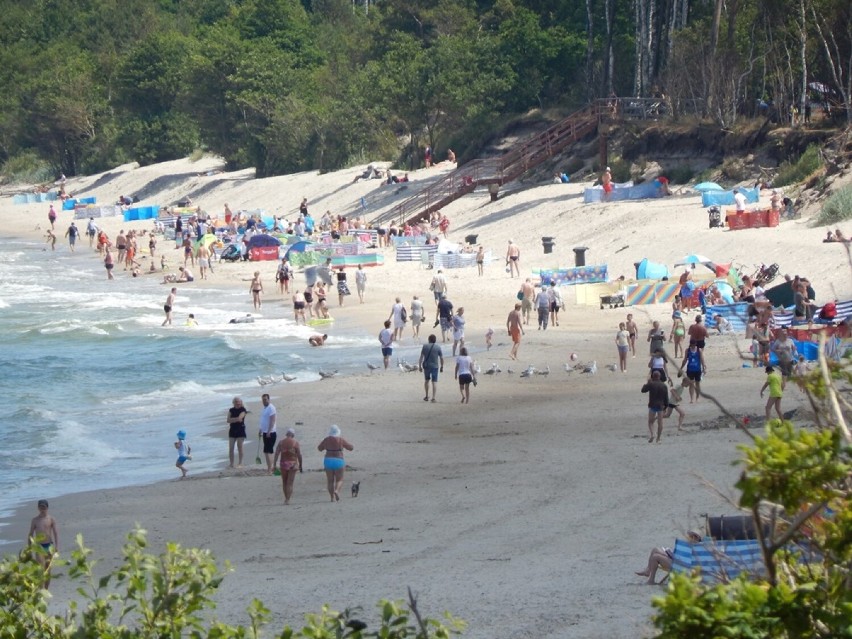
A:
[{"xmin": 317, "ymin": 425, "xmax": 354, "ymax": 502}]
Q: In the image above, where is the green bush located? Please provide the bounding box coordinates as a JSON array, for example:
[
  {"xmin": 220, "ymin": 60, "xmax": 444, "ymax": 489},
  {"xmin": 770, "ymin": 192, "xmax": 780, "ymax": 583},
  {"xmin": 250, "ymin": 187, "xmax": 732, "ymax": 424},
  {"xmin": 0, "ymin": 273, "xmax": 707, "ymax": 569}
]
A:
[
  {"xmin": 814, "ymin": 185, "xmax": 852, "ymax": 227},
  {"xmin": 720, "ymin": 157, "xmax": 748, "ymax": 182},
  {"xmin": 0, "ymin": 152, "xmax": 54, "ymax": 185},
  {"xmin": 1, "ymin": 529, "xmax": 466, "ymax": 638},
  {"xmin": 663, "ymin": 164, "xmax": 695, "ymax": 184},
  {"xmin": 774, "ymin": 143, "xmax": 823, "ymax": 187}
]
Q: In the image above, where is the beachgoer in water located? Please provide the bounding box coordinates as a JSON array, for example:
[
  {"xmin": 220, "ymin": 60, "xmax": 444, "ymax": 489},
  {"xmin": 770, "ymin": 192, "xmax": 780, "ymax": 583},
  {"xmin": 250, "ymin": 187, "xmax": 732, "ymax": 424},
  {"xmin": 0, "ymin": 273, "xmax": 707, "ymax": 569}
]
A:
[{"xmin": 250, "ymin": 271, "xmax": 263, "ymax": 310}]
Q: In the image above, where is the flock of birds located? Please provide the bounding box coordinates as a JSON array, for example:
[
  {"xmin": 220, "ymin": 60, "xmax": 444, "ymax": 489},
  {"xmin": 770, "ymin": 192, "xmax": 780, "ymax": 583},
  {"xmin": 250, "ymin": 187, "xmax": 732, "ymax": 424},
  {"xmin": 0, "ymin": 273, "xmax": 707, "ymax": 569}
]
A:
[
  {"xmin": 260, "ymin": 359, "xmax": 607, "ymax": 387},
  {"xmin": 361, "ymin": 358, "xmax": 601, "ymax": 377}
]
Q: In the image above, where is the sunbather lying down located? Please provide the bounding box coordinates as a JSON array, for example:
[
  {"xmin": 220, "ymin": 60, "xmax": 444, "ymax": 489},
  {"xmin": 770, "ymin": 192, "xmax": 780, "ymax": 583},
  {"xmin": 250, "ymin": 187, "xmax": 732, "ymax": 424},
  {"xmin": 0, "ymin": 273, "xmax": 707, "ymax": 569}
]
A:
[
  {"xmin": 635, "ymin": 530, "xmax": 702, "ymax": 584},
  {"xmin": 824, "ymin": 229, "xmax": 848, "ymax": 243}
]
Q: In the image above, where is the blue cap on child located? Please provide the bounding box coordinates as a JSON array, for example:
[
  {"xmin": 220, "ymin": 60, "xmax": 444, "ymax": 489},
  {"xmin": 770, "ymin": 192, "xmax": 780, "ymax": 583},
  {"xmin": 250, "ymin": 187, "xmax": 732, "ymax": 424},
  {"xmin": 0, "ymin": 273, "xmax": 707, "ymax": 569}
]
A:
[{"xmin": 177, "ymin": 430, "xmax": 186, "ymax": 440}]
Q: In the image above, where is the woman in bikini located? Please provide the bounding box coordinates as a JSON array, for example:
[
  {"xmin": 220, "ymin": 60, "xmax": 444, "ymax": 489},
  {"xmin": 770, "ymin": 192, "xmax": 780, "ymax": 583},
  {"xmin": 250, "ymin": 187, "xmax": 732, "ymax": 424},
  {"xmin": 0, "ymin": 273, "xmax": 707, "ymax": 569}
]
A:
[
  {"xmin": 273, "ymin": 428, "xmax": 303, "ymax": 505},
  {"xmin": 314, "ymin": 282, "xmax": 327, "ymax": 317},
  {"xmin": 249, "ymin": 271, "xmax": 263, "ymax": 310},
  {"xmin": 317, "ymin": 425, "xmax": 354, "ymax": 502},
  {"xmin": 669, "ymin": 314, "xmax": 686, "ymax": 358}
]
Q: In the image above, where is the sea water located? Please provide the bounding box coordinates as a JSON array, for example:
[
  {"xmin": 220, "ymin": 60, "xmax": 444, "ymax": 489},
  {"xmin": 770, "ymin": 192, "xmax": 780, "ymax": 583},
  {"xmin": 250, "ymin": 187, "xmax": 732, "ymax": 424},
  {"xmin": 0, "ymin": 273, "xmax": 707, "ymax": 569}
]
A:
[{"xmin": 0, "ymin": 237, "xmax": 381, "ymax": 536}]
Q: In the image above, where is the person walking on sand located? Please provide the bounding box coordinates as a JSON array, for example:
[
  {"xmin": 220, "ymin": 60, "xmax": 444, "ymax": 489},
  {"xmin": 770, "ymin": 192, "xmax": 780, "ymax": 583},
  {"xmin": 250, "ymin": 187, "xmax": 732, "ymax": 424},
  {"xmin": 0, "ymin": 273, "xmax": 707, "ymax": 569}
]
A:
[
  {"xmin": 379, "ymin": 319, "xmax": 393, "ymax": 369},
  {"xmin": 454, "ymin": 346, "xmax": 476, "ymax": 403},
  {"xmin": 616, "ymin": 322, "xmax": 630, "ymax": 372},
  {"xmin": 162, "ymin": 288, "xmax": 176, "ymax": 326},
  {"xmin": 174, "ymin": 430, "xmax": 191, "ymax": 478},
  {"xmin": 258, "ymin": 393, "xmax": 277, "ymax": 474},
  {"xmin": 389, "ymin": 296, "xmax": 406, "ymax": 342},
  {"xmin": 436, "ymin": 293, "xmax": 453, "ymax": 342},
  {"xmin": 318, "ymin": 425, "xmax": 353, "ymax": 502},
  {"xmin": 520, "ymin": 278, "xmax": 535, "ymax": 325},
  {"xmin": 418, "ymin": 333, "xmax": 444, "ymax": 402},
  {"xmin": 506, "ymin": 240, "xmax": 521, "ymax": 278},
  {"xmin": 601, "ymin": 166, "xmax": 613, "ymax": 201},
  {"xmin": 641, "ymin": 371, "xmax": 668, "ymax": 443},
  {"xmin": 664, "ymin": 378, "xmax": 687, "ymax": 432},
  {"xmin": 410, "ymin": 295, "xmax": 424, "ymax": 339},
  {"xmin": 273, "ymin": 428, "xmax": 303, "ymax": 504},
  {"xmin": 451, "ymin": 307, "xmax": 466, "ymax": 356},
  {"xmin": 476, "ymin": 245, "xmax": 485, "ymax": 276},
  {"xmin": 249, "ymin": 271, "xmax": 263, "ymax": 310},
  {"xmin": 355, "ymin": 264, "xmax": 367, "ymax": 303},
  {"xmin": 760, "ymin": 365, "xmax": 785, "ymax": 422},
  {"xmin": 647, "ymin": 321, "xmax": 665, "ymax": 355},
  {"xmin": 48, "ymin": 204, "xmax": 57, "ymax": 230},
  {"xmin": 196, "ymin": 243, "xmax": 211, "ymax": 280},
  {"xmin": 678, "ymin": 342, "xmax": 706, "ymax": 403},
  {"xmin": 430, "ymin": 269, "xmax": 447, "ymax": 304},
  {"xmin": 535, "ymin": 284, "xmax": 550, "ymax": 330},
  {"xmin": 226, "ymin": 396, "xmax": 247, "ymax": 468},
  {"xmin": 28, "ymin": 499, "xmax": 59, "ymax": 589},
  {"xmin": 507, "ymin": 302, "xmax": 524, "ymax": 360}
]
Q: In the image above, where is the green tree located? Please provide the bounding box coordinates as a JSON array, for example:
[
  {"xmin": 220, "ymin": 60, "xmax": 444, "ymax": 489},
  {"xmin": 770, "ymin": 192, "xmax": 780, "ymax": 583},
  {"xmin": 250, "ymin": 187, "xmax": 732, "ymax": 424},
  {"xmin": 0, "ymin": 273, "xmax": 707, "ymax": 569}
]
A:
[{"xmin": 651, "ymin": 348, "xmax": 852, "ymax": 638}]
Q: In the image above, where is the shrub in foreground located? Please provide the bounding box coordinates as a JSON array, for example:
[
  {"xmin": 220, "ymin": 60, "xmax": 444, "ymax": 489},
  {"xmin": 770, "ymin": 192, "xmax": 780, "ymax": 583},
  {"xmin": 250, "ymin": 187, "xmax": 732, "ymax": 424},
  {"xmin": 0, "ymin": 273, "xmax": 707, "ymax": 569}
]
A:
[{"xmin": 1, "ymin": 529, "xmax": 465, "ymax": 638}]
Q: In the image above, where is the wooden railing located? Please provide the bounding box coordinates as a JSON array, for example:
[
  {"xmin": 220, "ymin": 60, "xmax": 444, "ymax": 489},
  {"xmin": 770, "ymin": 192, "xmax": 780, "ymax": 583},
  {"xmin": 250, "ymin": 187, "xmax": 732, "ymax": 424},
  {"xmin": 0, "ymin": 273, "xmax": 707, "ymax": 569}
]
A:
[{"xmin": 379, "ymin": 97, "xmax": 692, "ymax": 227}]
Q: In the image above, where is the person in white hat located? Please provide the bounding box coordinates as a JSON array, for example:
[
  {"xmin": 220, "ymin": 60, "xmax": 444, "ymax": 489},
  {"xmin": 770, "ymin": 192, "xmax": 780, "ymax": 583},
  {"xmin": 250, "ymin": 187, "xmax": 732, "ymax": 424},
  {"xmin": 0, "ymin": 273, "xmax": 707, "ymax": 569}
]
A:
[{"xmin": 317, "ymin": 425, "xmax": 354, "ymax": 502}]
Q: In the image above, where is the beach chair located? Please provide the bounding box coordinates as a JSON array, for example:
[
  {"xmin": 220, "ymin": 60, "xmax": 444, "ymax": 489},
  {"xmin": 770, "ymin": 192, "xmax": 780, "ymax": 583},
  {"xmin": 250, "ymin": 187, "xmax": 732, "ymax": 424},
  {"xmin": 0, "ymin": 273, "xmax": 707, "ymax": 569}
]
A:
[
  {"xmin": 671, "ymin": 538, "xmax": 764, "ymax": 583},
  {"xmin": 705, "ymin": 514, "xmax": 768, "ymax": 540}
]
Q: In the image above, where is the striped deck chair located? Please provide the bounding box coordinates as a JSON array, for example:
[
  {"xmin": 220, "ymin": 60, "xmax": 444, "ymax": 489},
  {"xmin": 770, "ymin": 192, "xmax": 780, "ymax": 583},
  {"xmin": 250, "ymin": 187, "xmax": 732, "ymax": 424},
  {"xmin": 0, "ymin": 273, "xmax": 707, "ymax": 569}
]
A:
[{"xmin": 671, "ymin": 538, "xmax": 765, "ymax": 583}]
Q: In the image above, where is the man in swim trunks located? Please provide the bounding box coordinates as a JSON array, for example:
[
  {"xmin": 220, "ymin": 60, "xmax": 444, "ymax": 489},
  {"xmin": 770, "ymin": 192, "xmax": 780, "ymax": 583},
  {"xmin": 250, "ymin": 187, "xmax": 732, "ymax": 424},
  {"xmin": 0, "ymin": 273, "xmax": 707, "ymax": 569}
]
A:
[
  {"xmin": 625, "ymin": 313, "xmax": 638, "ymax": 357},
  {"xmin": 687, "ymin": 314, "xmax": 708, "ymax": 350},
  {"xmin": 273, "ymin": 428, "xmax": 303, "ymax": 504},
  {"xmin": 162, "ymin": 288, "xmax": 176, "ymax": 326},
  {"xmin": 418, "ymin": 333, "xmax": 444, "ymax": 402},
  {"xmin": 28, "ymin": 499, "xmax": 58, "ymax": 589},
  {"xmin": 115, "ymin": 230, "xmax": 127, "ymax": 264},
  {"xmin": 641, "ymin": 370, "xmax": 669, "ymax": 443},
  {"xmin": 196, "ymin": 243, "xmax": 211, "ymax": 279},
  {"xmin": 507, "ymin": 302, "xmax": 524, "ymax": 360},
  {"xmin": 226, "ymin": 397, "xmax": 247, "ymax": 467},
  {"xmin": 506, "ymin": 240, "xmax": 521, "ymax": 278}
]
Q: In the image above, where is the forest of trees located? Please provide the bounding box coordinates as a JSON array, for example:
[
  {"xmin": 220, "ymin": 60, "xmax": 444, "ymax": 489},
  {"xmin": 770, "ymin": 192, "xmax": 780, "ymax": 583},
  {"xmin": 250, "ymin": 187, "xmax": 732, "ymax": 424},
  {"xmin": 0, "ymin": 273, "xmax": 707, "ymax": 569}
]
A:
[{"xmin": 0, "ymin": 0, "xmax": 849, "ymax": 179}]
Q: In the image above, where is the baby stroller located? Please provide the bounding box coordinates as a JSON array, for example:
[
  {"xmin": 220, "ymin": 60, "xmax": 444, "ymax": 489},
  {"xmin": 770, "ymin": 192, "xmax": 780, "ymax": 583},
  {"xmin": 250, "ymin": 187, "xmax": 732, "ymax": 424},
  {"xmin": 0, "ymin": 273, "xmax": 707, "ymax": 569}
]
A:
[
  {"xmin": 219, "ymin": 244, "xmax": 242, "ymax": 262},
  {"xmin": 708, "ymin": 206, "xmax": 723, "ymax": 229}
]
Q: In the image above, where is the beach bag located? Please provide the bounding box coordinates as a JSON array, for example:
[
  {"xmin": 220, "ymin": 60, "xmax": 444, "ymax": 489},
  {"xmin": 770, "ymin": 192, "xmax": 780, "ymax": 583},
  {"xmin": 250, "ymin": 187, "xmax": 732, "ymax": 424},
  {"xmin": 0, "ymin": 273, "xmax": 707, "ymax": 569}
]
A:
[
  {"xmin": 401, "ymin": 307, "xmax": 408, "ymax": 323},
  {"xmin": 516, "ymin": 291, "xmax": 524, "ymax": 300},
  {"xmin": 820, "ymin": 301, "xmax": 837, "ymax": 320}
]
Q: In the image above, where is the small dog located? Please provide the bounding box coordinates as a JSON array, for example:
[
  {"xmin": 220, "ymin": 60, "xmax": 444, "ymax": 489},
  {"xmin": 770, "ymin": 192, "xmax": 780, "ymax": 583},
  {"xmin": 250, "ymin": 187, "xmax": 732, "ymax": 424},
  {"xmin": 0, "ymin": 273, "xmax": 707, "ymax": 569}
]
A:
[{"xmin": 351, "ymin": 481, "xmax": 360, "ymax": 498}]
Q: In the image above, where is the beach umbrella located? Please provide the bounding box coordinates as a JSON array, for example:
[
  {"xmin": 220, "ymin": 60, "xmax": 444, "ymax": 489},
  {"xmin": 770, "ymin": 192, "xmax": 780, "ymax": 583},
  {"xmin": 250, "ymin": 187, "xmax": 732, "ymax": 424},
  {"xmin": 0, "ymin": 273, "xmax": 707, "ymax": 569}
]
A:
[
  {"xmin": 694, "ymin": 182, "xmax": 723, "ymax": 192},
  {"xmin": 674, "ymin": 254, "xmax": 714, "ymax": 268}
]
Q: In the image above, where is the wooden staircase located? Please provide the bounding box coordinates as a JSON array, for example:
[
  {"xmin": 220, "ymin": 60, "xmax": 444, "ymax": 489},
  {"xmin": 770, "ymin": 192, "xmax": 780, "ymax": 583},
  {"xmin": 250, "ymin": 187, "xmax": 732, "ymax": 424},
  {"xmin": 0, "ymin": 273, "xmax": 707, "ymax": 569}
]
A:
[{"xmin": 386, "ymin": 101, "xmax": 606, "ymax": 227}]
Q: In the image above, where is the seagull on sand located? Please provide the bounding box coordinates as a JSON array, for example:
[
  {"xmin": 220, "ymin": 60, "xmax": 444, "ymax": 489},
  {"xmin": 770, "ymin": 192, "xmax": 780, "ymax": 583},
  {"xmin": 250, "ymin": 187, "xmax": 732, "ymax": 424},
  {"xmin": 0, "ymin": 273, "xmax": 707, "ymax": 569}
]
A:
[
  {"xmin": 367, "ymin": 362, "xmax": 380, "ymax": 372},
  {"xmin": 520, "ymin": 365, "xmax": 536, "ymax": 378},
  {"xmin": 536, "ymin": 365, "xmax": 550, "ymax": 376},
  {"xmin": 281, "ymin": 372, "xmax": 297, "ymax": 382},
  {"xmin": 582, "ymin": 361, "xmax": 597, "ymax": 375},
  {"xmin": 318, "ymin": 369, "xmax": 338, "ymax": 380},
  {"xmin": 605, "ymin": 363, "xmax": 618, "ymax": 372}
]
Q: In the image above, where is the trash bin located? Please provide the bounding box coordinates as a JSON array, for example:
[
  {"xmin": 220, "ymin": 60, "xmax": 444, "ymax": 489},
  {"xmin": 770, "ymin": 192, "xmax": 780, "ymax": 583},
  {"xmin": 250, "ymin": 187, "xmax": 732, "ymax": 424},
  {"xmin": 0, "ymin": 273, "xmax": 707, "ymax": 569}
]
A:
[
  {"xmin": 542, "ymin": 236, "xmax": 555, "ymax": 254},
  {"xmin": 573, "ymin": 246, "xmax": 589, "ymax": 267},
  {"xmin": 465, "ymin": 234, "xmax": 479, "ymax": 245}
]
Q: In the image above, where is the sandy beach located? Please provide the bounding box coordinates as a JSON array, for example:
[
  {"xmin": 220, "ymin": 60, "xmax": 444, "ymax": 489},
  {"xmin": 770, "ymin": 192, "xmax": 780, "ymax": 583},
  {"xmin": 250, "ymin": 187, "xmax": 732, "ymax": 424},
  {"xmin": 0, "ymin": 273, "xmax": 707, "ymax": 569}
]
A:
[{"xmin": 2, "ymin": 157, "xmax": 849, "ymax": 638}]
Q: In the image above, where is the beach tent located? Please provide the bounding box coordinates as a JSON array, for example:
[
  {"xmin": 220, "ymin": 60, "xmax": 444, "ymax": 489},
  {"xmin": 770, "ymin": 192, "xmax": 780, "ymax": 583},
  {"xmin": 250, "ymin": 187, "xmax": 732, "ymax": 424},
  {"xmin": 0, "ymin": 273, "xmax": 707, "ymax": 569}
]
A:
[
  {"xmin": 636, "ymin": 258, "xmax": 670, "ymax": 280},
  {"xmin": 701, "ymin": 187, "xmax": 760, "ymax": 207},
  {"xmin": 247, "ymin": 233, "xmax": 282, "ymax": 261},
  {"xmin": 671, "ymin": 538, "xmax": 765, "ymax": 584},
  {"xmin": 764, "ymin": 281, "xmax": 816, "ymax": 308},
  {"xmin": 694, "ymin": 182, "xmax": 723, "ymax": 192}
]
